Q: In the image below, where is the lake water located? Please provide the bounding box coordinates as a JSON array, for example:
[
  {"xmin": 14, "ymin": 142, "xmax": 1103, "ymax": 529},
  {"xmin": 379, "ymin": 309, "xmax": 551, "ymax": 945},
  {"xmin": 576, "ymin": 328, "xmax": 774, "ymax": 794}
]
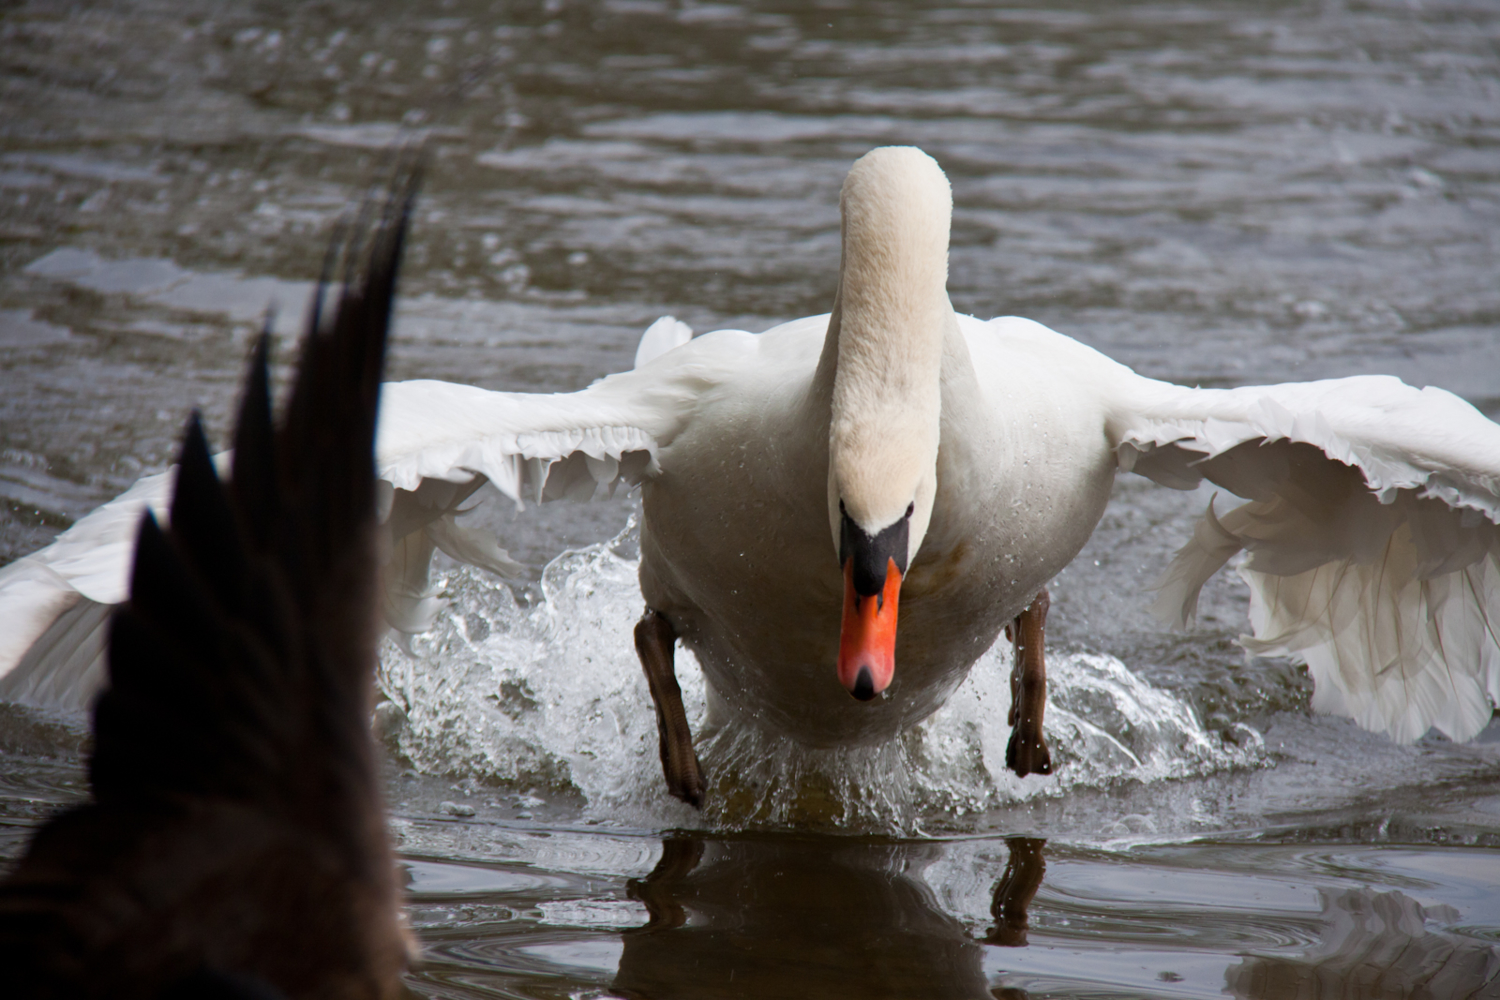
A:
[{"xmin": 2, "ymin": 0, "xmax": 1498, "ymax": 996}]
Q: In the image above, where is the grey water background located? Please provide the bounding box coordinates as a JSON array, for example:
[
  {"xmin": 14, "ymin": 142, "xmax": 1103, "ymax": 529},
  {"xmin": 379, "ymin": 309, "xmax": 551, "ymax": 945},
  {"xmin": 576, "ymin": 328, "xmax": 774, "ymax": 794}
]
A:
[{"xmin": 2, "ymin": 0, "xmax": 1499, "ymax": 996}]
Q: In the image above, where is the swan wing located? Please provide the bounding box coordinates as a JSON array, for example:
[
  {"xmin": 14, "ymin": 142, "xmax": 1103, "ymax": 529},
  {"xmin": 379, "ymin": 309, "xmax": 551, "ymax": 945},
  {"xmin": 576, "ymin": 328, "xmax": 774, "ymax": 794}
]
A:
[
  {"xmin": 0, "ymin": 318, "xmax": 753, "ymax": 707},
  {"xmin": 1115, "ymin": 374, "xmax": 1500, "ymax": 743},
  {"xmin": 0, "ymin": 470, "xmax": 177, "ymax": 710},
  {"xmin": 0, "ymin": 171, "xmax": 409, "ymax": 993},
  {"xmin": 373, "ymin": 321, "xmax": 754, "ymax": 633}
]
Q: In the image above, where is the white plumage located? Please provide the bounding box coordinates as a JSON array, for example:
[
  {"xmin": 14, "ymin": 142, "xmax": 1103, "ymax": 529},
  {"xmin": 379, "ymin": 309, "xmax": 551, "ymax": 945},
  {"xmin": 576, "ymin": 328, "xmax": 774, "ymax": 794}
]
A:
[
  {"xmin": 1120, "ymin": 375, "xmax": 1500, "ymax": 743},
  {"xmin": 1, "ymin": 147, "xmax": 1497, "ymax": 751}
]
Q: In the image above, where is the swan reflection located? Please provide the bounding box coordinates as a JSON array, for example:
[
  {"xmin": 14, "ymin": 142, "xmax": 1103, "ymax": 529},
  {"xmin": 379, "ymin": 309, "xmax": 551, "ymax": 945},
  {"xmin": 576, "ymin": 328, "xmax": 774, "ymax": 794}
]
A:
[
  {"xmin": 1225, "ymin": 886, "xmax": 1500, "ymax": 1000},
  {"xmin": 612, "ymin": 834, "xmax": 1046, "ymax": 1000}
]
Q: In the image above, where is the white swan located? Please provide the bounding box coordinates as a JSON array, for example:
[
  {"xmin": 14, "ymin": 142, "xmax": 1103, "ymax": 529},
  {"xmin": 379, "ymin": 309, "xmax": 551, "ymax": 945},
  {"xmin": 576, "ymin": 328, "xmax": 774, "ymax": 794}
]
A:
[{"xmin": 3, "ymin": 148, "xmax": 1498, "ymax": 801}]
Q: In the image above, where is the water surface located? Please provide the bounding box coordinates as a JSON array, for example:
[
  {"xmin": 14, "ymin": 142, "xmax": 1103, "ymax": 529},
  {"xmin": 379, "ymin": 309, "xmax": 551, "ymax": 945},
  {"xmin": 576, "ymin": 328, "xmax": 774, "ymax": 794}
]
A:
[{"xmin": 2, "ymin": 1, "xmax": 1498, "ymax": 996}]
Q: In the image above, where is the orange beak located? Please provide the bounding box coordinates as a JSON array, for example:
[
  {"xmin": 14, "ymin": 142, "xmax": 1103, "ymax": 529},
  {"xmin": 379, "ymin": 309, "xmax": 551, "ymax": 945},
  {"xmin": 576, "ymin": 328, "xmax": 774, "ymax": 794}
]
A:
[{"xmin": 838, "ymin": 556, "xmax": 901, "ymax": 700}]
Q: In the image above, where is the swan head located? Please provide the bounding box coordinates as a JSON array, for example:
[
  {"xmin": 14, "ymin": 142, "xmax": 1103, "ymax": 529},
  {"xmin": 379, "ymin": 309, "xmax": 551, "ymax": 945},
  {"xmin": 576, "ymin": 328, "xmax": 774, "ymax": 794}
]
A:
[{"xmin": 826, "ymin": 146, "xmax": 951, "ymax": 702}]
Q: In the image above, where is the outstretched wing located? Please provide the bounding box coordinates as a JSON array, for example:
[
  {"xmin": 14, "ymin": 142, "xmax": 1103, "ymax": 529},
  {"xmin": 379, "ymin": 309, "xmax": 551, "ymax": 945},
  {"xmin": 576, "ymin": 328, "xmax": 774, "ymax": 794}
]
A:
[
  {"xmin": 370, "ymin": 315, "xmax": 745, "ymax": 634},
  {"xmin": 0, "ymin": 470, "xmax": 172, "ymax": 709},
  {"xmin": 0, "ymin": 307, "xmax": 747, "ymax": 705},
  {"xmin": 0, "ymin": 166, "xmax": 414, "ymax": 995},
  {"xmin": 1115, "ymin": 374, "xmax": 1500, "ymax": 743}
]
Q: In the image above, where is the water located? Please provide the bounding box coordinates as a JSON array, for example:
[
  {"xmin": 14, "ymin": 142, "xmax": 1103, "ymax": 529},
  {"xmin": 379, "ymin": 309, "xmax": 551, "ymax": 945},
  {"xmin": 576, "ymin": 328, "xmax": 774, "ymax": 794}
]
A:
[{"xmin": 2, "ymin": 0, "xmax": 1499, "ymax": 996}]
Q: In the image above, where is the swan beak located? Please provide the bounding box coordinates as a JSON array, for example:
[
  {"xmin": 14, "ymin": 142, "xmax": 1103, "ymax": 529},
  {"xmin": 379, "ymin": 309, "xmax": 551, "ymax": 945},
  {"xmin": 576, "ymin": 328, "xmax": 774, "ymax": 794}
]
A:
[{"xmin": 838, "ymin": 557, "xmax": 901, "ymax": 700}]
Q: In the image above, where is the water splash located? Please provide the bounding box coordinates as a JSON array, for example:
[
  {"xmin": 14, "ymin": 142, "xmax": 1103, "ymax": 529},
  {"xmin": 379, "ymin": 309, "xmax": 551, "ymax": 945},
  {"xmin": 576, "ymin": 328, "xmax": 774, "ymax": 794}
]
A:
[{"xmin": 378, "ymin": 521, "xmax": 1266, "ymax": 834}]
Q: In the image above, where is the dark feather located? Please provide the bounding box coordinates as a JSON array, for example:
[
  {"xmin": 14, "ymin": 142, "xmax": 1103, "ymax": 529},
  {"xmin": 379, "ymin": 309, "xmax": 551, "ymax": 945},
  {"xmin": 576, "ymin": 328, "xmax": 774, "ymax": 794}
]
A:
[
  {"xmin": 0, "ymin": 161, "xmax": 423, "ymax": 1000},
  {"xmin": 231, "ymin": 330, "xmax": 279, "ymax": 552}
]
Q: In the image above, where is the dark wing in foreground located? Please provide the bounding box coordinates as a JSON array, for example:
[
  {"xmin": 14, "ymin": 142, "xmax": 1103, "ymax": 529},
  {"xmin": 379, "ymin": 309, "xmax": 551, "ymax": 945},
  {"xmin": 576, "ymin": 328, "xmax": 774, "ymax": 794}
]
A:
[{"xmin": 0, "ymin": 170, "xmax": 419, "ymax": 999}]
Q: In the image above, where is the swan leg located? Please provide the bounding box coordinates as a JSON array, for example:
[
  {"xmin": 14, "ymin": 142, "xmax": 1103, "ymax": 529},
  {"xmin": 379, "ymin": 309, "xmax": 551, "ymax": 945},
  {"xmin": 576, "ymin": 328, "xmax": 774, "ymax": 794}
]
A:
[
  {"xmin": 1004, "ymin": 588, "xmax": 1053, "ymax": 777},
  {"xmin": 634, "ymin": 609, "xmax": 705, "ymax": 808},
  {"xmin": 984, "ymin": 836, "xmax": 1047, "ymax": 946},
  {"xmin": 625, "ymin": 835, "xmax": 704, "ymax": 931}
]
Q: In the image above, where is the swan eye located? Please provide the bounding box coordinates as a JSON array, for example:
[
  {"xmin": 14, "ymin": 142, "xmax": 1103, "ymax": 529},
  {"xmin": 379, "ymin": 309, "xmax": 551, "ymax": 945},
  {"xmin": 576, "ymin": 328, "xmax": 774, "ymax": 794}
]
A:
[{"xmin": 905, "ymin": 502, "xmax": 914, "ymax": 518}]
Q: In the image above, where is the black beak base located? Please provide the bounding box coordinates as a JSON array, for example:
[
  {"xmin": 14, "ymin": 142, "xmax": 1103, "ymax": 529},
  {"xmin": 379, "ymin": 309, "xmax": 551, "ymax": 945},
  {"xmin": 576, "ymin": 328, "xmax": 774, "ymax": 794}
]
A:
[
  {"xmin": 851, "ymin": 665, "xmax": 876, "ymax": 701},
  {"xmin": 839, "ymin": 503, "xmax": 911, "ymax": 598}
]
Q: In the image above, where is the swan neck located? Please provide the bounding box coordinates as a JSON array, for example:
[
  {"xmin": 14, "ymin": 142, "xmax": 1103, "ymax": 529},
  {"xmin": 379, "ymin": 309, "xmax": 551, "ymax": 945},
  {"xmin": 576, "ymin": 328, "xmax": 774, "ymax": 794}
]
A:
[{"xmin": 825, "ymin": 146, "xmax": 953, "ymax": 535}]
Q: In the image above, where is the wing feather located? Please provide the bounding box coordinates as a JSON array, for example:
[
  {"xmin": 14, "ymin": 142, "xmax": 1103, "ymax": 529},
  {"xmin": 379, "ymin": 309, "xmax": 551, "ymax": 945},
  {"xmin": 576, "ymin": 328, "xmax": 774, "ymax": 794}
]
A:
[
  {"xmin": 1118, "ymin": 375, "xmax": 1500, "ymax": 742},
  {"xmin": 370, "ymin": 324, "xmax": 753, "ymax": 633},
  {"xmin": 0, "ymin": 314, "xmax": 752, "ymax": 704},
  {"xmin": 0, "ymin": 160, "xmax": 414, "ymax": 995}
]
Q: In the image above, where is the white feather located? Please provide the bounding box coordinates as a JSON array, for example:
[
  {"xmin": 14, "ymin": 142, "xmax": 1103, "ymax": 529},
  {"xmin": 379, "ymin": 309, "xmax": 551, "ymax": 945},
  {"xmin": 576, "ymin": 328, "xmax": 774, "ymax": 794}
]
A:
[
  {"xmin": 3, "ymin": 148, "xmax": 1498, "ymax": 755},
  {"xmin": 633, "ymin": 315, "xmax": 693, "ymax": 370},
  {"xmin": 1121, "ymin": 376, "xmax": 1500, "ymax": 742}
]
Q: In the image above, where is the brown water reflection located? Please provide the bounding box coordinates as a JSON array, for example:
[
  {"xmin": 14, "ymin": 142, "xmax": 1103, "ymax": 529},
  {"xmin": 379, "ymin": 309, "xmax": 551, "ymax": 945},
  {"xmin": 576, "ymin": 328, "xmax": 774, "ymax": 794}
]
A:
[
  {"xmin": 612, "ymin": 835, "xmax": 1500, "ymax": 999},
  {"xmin": 396, "ymin": 826, "xmax": 1500, "ymax": 999},
  {"xmin": 615, "ymin": 835, "xmax": 1046, "ymax": 999},
  {"xmin": 1226, "ymin": 888, "xmax": 1500, "ymax": 1000},
  {"xmin": 983, "ymin": 836, "xmax": 1046, "ymax": 949}
]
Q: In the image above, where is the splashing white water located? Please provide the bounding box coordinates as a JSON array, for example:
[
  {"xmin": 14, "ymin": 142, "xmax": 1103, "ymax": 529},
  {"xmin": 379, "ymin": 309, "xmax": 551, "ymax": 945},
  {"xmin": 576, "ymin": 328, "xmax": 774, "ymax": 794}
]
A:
[{"xmin": 378, "ymin": 521, "xmax": 1265, "ymax": 834}]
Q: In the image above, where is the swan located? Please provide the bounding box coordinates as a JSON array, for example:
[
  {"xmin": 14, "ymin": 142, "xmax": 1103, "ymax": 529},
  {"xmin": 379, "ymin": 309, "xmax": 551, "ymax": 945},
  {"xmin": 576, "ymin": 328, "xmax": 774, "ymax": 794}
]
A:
[
  {"xmin": 2, "ymin": 147, "xmax": 1498, "ymax": 808},
  {"xmin": 0, "ymin": 174, "xmax": 413, "ymax": 995}
]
